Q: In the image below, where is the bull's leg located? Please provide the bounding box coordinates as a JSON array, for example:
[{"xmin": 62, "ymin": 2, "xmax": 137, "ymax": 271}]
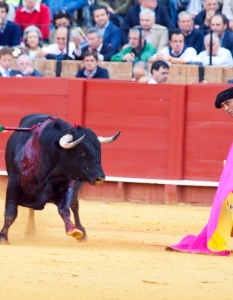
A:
[
  {"xmin": 0, "ymin": 202, "xmax": 18, "ymax": 245},
  {"xmin": 25, "ymin": 208, "xmax": 36, "ymax": 237},
  {"xmin": 0, "ymin": 181, "xmax": 21, "ymax": 244},
  {"xmin": 56, "ymin": 186, "xmax": 83, "ymax": 240},
  {"xmin": 71, "ymin": 198, "xmax": 86, "ymax": 240}
]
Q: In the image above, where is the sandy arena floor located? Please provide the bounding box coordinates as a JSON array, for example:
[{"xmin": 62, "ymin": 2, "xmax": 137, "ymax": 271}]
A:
[{"xmin": 0, "ymin": 198, "xmax": 233, "ymax": 300}]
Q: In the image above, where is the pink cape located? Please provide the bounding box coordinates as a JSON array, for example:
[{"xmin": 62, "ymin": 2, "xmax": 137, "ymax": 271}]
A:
[{"xmin": 169, "ymin": 143, "xmax": 233, "ymax": 256}]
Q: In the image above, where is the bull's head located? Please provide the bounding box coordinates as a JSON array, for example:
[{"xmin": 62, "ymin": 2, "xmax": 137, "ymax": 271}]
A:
[{"xmin": 58, "ymin": 130, "xmax": 121, "ymax": 185}]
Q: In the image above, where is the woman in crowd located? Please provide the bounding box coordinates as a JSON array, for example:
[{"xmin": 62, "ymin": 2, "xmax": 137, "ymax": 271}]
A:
[{"xmin": 22, "ymin": 25, "xmax": 44, "ymax": 60}]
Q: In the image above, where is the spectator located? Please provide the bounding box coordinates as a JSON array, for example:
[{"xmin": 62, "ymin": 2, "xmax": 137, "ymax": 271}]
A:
[
  {"xmin": 192, "ymin": 33, "xmax": 233, "ymax": 66},
  {"xmin": 210, "ymin": 14, "xmax": 233, "ymax": 56},
  {"xmin": 16, "ymin": 53, "xmax": 43, "ymax": 76},
  {"xmin": 0, "ymin": 2, "xmax": 20, "ymax": 47},
  {"xmin": 139, "ymin": 8, "xmax": 168, "ymax": 52},
  {"xmin": 42, "ymin": 0, "xmax": 87, "ymax": 21},
  {"xmin": 92, "ymin": 5, "xmax": 121, "ymax": 52},
  {"xmin": 138, "ymin": 59, "xmax": 169, "ymax": 83},
  {"xmin": 0, "ymin": 46, "xmax": 21, "ymax": 76},
  {"xmin": 148, "ymin": 31, "xmax": 197, "ymax": 63},
  {"xmin": 73, "ymin": 27, "xmax": 116, "ymax": 61},
  {"xmin": 94, "ymin": 0, "xmax": 133, "ymax": 16},
  {"xmin": 38, "ymin": 26, "xmax": 76, "ymax": 60},
  {"xmin": 50, "ymin": 8, "xmax": 72, "ymax": 44},
  {"xmin": 178, "ymin": 11, "xmax": 204, "ymax": 54},
  {"xmin": 121, "ymin": 0, "xmax": 175, "ymax": 45},
  {"xmin": 0, "ymin": 0, "xmax": 15, "ymax": 21},
  {"xmin": 222, "ymin": 0, "xmax": 233, "ymax": 31},
  {"xmin": 14, "ymin": 0, "xmax": 50, "ymax": 42},
  {"xmin": 111, "ymin": 27, "xmax": 156, "ymax": 62},
  {"xmin": 194, "ymin": 0, "xmax": 220, "ymax": 33},
  {"xmin": 148, "ymin": 59, "xmax": 169, "ymax": 83},
  {"xmin": 132, "ymin": 60, "xmax": 149, "ymax": 80},
  {"xmin": 186, "ymin": 0, "xmax": 203, "ymax": 18},
  {"xmin": 22, "ymin": 25, "xmax": 44, "ymax": 59},
  {"xmin": 75, "ymin": 50, "xmax": 109, "ymax": 79}
]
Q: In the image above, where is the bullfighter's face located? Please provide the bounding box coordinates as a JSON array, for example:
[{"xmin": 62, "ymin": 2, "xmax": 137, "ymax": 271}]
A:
[{"xmin": 220, "ymin": 99, "xmax": 233, "ymax": 117}]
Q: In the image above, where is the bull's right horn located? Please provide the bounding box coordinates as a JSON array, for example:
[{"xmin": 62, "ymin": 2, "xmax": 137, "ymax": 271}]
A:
[
  {"xmin": 97, "ymin": 131, "xmax": 121, "ymax": 143},
  {"xmin": 59, "ymin": 134, "xmax": 85, "ymax": 149}
]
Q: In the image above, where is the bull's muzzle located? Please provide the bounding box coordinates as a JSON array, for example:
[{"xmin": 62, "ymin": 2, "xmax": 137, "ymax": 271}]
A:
[{"xmin": 95, "ymin": 177, "xmax": 105, "ymax": 186}]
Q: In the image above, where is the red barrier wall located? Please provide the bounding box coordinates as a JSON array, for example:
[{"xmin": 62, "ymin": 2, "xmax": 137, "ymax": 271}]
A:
[
  {"xmin": 0, "ymin": 77, "xmax": 85, "ymax": 169},
  {"xmin": 184, "ymin": 84, "xmax": 233, "ymax": 181},
  {"xmin": 83, "ymin": 81, "xmax": 186, "ymax": 179},
  {"xmin": 0, "ymin": 78, "xmax": 232, "ymax": 181},
  {"xmin": 0, "ymin": 78, "xmax": 233, "ymax": 204}
]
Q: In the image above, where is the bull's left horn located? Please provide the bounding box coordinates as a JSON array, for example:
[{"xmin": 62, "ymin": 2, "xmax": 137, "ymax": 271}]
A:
[
  {"xmin": 97, "ymin": 131, "xmax": 121, "ymax": 144},
  {"xmin": 59, "ymin": 134, "xmax": 85, "ymax": 149}
]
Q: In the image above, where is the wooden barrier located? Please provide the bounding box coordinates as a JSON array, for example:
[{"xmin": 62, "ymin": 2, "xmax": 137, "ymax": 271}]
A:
[
  {"xmin": 31, "ymin": 60, "xmax": 233, "ymax": 84},
  {"xmin": 0, "ymin": 78, "xmax": 232, "ymax": 205}
]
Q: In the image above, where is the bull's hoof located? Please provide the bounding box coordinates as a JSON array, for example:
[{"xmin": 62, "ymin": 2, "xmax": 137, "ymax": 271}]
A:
[
  {"xmin": 66, "ymin": 228, "xmax": 83, "ymax": 240},
  {"xmin": 0, "ymin": 238, "xmax": 10, "ymax": 245}
]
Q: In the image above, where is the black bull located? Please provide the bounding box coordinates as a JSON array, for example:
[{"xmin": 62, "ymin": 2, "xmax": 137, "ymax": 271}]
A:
[{"xmin": 0, "ymin": 114, "xmax": 120, "ymax": 244}]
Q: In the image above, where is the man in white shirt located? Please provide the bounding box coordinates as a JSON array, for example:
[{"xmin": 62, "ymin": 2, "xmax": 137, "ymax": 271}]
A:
[
  {"xmin": 139, "ymin": 8, "xmax": 168, "ymax": 52},
  {"xmin": 148, "ymin": 31, "xmax": 197, "ymax": 64},
  {"xmin": 138, "ymin": 60, "xmax": 169, "ymax": 84},
  {"xmin": 0, "ymin": 46, "xmax": 21, "ymax": 77},
  {"xmin": 36, "ymin": 26, "xmax": 76, "ymax": 60},
  {"xmin": 192, "ymin": 33, "xmax": 233, "ymax": 66}
]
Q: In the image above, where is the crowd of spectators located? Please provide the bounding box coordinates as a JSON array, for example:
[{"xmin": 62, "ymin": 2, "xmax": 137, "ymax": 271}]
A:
[{"xmin": 0, "ymin": 0, "xmax": 233, "ymax": 82}]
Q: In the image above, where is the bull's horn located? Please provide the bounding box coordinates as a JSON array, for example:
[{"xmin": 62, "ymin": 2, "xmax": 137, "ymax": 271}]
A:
[
  {"xmin": 97, "ymin": 131, "xmax": 121, "ymax": 144},
  {"xmin": 59, "ymin": 134, "xmax": 85, "ymax": 149}
]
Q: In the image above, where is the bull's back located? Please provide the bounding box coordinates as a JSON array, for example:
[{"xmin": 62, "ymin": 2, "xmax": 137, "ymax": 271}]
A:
[{"xmin": 5, "ymin": 114, "xmax": 53, "ymax": 174}]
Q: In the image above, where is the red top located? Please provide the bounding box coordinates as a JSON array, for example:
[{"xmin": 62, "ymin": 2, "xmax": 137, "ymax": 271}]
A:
[{"xmin": 15, "ymin": 4, "xmax": 50, "ymax": 40}]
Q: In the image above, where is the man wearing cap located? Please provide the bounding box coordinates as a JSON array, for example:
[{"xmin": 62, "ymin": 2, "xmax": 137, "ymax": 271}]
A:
[{"xmin": 215, "ymin": 87, "xmax": 233, "ymax": 115}]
